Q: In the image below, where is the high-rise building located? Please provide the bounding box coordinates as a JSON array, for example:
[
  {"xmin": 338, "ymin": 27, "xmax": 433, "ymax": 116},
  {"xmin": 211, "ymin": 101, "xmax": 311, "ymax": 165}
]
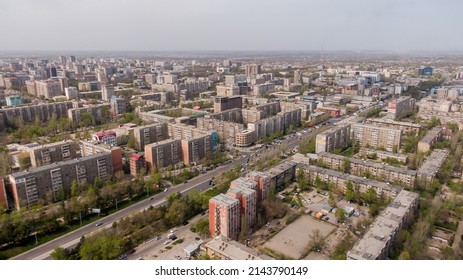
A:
[
  {"xmin": 80, "ymin": 140, "xmax": 123, "ymax": 172},
  {"xmin": 227, "ymin": 185, "xmax": 257, "ymax": 233},
  {"xmin": 67, "ymin": 106, "xmax": 102, "ymax": 124},
  {"xmin": 64, "ymin": 86, "xmax": 79, "ymax": 100},
  {"xmin": 133, "ymin": 123, "xmax": 168, "ymax": 151},
  {"xmin": 315, "ymin": 124, "xmax": 351, "ymax": 154},
  {"xmin": 209, "ymin": 194, "xmax": 241, "ymax": 240},
  {"xmin": 246, "ymin": 171, "xmax": 271, "ymax": 201},
  {"xmin": 353, "ymin": 124, "xmax": 402, "ymax": 152},
  {"xmin": 293, "ymin": 70, "xmax": 303, "ymax": 84},
  {"xmin": 8, "ymin": 153, "xmax": 113, "ymax": 209},
  {"xmin": 101, "ymin": 84, "xmax": 115, "ymax": 101},
  {"xmin": 35, "ymin": 79, "xmax": 62, "ymax": 98},
  {"xmin": 245, "ymin": 64, "xmax": 261, "ymax": 77}
]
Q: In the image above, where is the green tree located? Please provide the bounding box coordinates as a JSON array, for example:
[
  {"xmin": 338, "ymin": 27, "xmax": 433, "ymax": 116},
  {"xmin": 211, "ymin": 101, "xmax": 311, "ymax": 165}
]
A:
[
  {"xmin": 195, "ymin": 218, "xmax": 210, "ymax": 238},
  {"xmin": 345, "ymin": 181, "xmax": 355, "ymax": 201},
  {"xmin": 335, "ymin": 208, "xmax": 347, "ymax": 223},
  {"xmin": 308, "ymin": 229, "xmax": 325, "ymax": 252}
]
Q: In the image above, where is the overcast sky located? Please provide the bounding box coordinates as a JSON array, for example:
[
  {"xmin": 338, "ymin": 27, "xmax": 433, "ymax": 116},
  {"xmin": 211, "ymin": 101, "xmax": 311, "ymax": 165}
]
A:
[{"xmin": 0, "ymin": 0, "xmax": 461, "ymax": 52}]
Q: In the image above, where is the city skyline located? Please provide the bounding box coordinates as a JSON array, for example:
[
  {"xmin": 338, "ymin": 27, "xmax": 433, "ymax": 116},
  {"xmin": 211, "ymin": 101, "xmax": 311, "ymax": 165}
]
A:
[{"xmin": 1, "ymin": 0, "xmax": 462, "ymax": 52}]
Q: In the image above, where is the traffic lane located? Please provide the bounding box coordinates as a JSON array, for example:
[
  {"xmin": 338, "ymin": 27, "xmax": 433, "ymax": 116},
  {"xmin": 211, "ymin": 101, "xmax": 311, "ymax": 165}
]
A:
[{"xmin": 12, "ymin": 155, "xmax": 245, "ymax": 259}]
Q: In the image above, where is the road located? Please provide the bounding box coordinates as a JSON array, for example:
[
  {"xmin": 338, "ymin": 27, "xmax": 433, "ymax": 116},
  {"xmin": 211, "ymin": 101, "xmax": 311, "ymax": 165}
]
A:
[
  {"xmin": 11, "ymin": 156, "xmax": 247, "ymax": 260},
  {"xmin": 11, "ymin": 121, "xmax": 334, "ymax": 260}
]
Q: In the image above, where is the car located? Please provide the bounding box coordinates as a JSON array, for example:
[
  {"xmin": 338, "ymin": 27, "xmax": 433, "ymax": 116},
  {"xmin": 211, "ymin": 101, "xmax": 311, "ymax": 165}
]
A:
[
  {"xmin": 265, "ymin": 222, "xmax": 270, "ymax": 227},
  {"xmin": 164, "ymin": 240, "xmax": 171, "ymax": 245},
  {"xmin": 95, "ymin": 221, "xmax": 103, "ymax": 227},
  {"xmin": 182, "ymin": 220, "xmax": 189, "ymax": 226},
  {"xmin": 170, "ymin": 228, "xmax": 177, "ymax": 233},
  {"xmin": 324, "ymin": 216, "xmax": 329, "ymax": 221},
  {"xmin": 149, "ymin": 197, "xmax": 154, "ymax": 201},
  {"xmin": 164, "ymin": 188, "xmax": 168, "ymax": 192},
  {"xmin": 195, "ymin": 237, "xmax": 201, "ymax": 241}
]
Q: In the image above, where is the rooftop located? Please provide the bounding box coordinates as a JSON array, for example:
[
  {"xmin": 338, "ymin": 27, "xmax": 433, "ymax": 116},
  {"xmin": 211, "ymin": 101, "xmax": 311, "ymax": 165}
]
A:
[
  {"xmin": 204, "ymin": 237, "xmax": 273, "ymax": 260},
  {"xmin": 419, "ymin": 126, "xmax": 443, "ymax": 144},
  {"xmin": 417, "ymin": 149, "xmax": 449, "ymax": 176}
]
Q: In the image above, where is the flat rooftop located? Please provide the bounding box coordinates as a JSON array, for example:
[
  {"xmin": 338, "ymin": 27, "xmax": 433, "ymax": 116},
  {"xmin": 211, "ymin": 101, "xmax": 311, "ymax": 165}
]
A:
[
  {"xmin": 417, "ymin": 149, "xmax": 449, "ymax": 176},
  {"xmin": 419, "ymin": 126, "xmax": 443, "ymax": 144},
  {"xmin": 204, "ymin": 237, "xmax": 273, "ymax": 260}
]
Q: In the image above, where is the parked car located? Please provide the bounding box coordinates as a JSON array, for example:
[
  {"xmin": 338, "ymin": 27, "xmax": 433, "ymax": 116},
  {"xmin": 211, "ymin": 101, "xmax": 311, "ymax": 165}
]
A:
[{"xmin": 95, "ymin": 221, "xmax": 103, "ymax": 227}]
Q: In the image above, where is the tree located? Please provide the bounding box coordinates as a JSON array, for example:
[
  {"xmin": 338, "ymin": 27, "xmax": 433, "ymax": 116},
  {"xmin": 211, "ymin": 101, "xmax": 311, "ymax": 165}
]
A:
[
  {"xmin": 195, "ymin": 218, "xmax": 210, "ymax": 238},
  {"xmin": 79, "ymin": 231, "xmax": 128, "ymax": 260},
  {"xmin": 345, "ymin": 181, "xmax": 355, "ymax": 202},
  {"xmin": 308, "ymin": 229, "xmax": 325, "ymax": 252},
  {"xmin": 328, "ymin": 193, "xmax": 336, "ymax": 207},
  {"xmin": 335, "ymin": 208, "xmax": 347, "ymax": 223}
]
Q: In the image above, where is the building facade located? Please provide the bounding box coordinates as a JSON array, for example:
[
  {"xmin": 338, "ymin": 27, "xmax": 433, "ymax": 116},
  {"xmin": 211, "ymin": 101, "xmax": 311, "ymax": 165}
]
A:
[
  {"xmin": 353, "ymin": 124, "xmax": 402, "ymax": 152},
  {"xmin": 315, "ymin": 124, "xmax": 351, "ymax": 154}
]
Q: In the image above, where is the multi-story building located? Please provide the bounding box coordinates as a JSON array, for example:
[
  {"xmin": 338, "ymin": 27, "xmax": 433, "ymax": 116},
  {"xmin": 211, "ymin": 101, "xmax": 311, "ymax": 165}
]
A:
[
  {"xmin": 216, "ymin": 85, "xmax": 240, "ymax": 97},
  {"xmin": 247, "ymin": 115, "xmax": 284, "ymax": 141},
  {"xmin": 35, "ymin": 79, "xmax": 62, "ymax": 98},
  {"xmin": 214, "ymin": 96, "xmax": 242, "ymax": 112},
  {"xmin": 208, "ymin": 108, "xmax": 243, "ymax": 123},
  {"xmin": 67, "ymin": 106, "xmax": 102, "ymax": 124},
  {"xmin": 245, "ymin": 64, "xmax": 261, "ymax": 77},
  {"xmin": 266, "ymin": 161, "xmax": 297, "ymax": 191},
  {"xmin": 353, "ymin": 124, "xmax": 402, "ymax": 152},
  {"xmin": 25, "ymin": 80, "xmax": 37, "ymax": 96},
  {"xmin": 168, "ymin": 123, "xmax": 209, "ymax": 140},
  {"xmin": 235, "ymin": 130, "xmax": 257, "ymax": 147},
  {"xmin": 417, "ymin": 149, "xmax": 449, "ymax": 184},
  {"xmin": 5, "ymin": 95, "xmax": 22, "ymax": 106},
  {"xmin": 144, "ymin": 139, "xmax": 182, "ymax": 170},
  {"xmin": 307, "ymin": 112, "xmax": 328, "ymax": 127},
  {"xmin": 417, "ymin": 126, "xmax": 443, "ymax": 153},
  {"xmin": 133, "ymin": 123, "xmax": 168, "ymax": 151},
  {"xmin": 304, "ymin": 165, "xmax": 402, "ymax": 198},
  {"xmin": 181, "ymin": 134, "xmax": 213, "ymax": 165},
  {"xmin": 196, "ymin": 118, "xmax": 244, "ymax": 144},
  {"xmin": 129, "ymin": 153, "xmax": 146, "ymax": 176},
  {"xmin": 316, "ymin": 106, "xmax": 341, "ymax": 118},
  {"xmin": 92, "ymin": 131, "xmax": 117, "ymax": 146},
  {"xmin": 315, "ymin": 124, "xmax": 351, "ymax": 154},
  {"xmin": 110, "ymin": 96, "xmax": 126, "ymax": 115},
  {"xmin": 246, "ymin": 171, "xmax": 271, "ymax": 201},
  {"xmin": 209, "ymin": 194, "xmax": 241, "ymax": 240},
  {"xmin": 318, "ymin": 152, "xmax": 416, "ymax": 187},
  {"xmin": 387, "ymin": 97, "xmax": 415, "ymax": 119},
  {"xmin": 8, "ymin": 152, "xmax": 113, "ymax": 209},
  {"xmin": 227, "ymin": 185, "xmax": 257, "ymax": 232},
  {"xmin": 0, "ymin": 178, "xmax": 8, "ymax": 209},
  {"xmin": 0, "ymin": 102, "xmax": 73, "ymax": 130},
  {"xmin": 364, "ymin": 118, "xmax": 421, "ymax": 135},
  {"xmin": 27, "ymin": 140, "xmax": 79, "ymax": 168},
  {"xmin": 101, "ymin": 84, "xmax": 115, "ymax": 101},
  {"xmin": 79, "ymin": 140, "xmax": 123, "ymax": 172},
  {"xmin": 64, "ymin": 86, "xmax": 79, "ymax": 100},
  {"xmin": 347, "ymin": 190, "xmax": 419, "ymax": 260}
]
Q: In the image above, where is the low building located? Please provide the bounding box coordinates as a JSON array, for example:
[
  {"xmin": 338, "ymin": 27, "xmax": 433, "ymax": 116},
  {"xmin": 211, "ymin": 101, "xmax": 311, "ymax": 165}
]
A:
[
  {"xmin": 359, "ymin": 148, "xmax": 408, "ymax": 163},
  {"xmin": 347, "ymin": 190, "xmax": 419, "ymax": 260},
  {"xmin": 204, "ymin": 237, "xmax": 273, "ymax": 260}
]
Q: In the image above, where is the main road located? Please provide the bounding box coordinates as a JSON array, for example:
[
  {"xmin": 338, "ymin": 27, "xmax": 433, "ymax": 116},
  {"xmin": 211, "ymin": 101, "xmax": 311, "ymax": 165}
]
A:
[{"xmin": 11, "ymin": 123, "xmax": 332, "ymax": 260}]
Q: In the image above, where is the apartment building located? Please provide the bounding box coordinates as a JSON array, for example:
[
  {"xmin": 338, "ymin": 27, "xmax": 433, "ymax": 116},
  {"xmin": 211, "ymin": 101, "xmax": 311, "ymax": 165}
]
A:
[
  {"xmin": 67, "ymin": 106, "xmax": 102, "ymax": 124},
  {"xmin": 144, "ymin": 139, "xmax": 182, "ymax": 170},
  {"xmin": 0, "ymin": 102, "xmax": 73, "ymax": 131},
  {"xmin": 80, "ymin": 140, "xmax": 123, "ymax": 172},
  {"xmin": 227, "ymin": 185, "xmax": 257, "ymax": 232},
  {"xmin": 27, "ymin": 140, "xmax": 79, "ymax": 168},
  {"xmin": 245, "ymin": 64, "xmax": 261, "ymax": 77},
  {"xmin": 318, "ymin": 152, "xmax": 416, "ymax": 187},
  {"xmin": 235, "ymin": 130, "xmax": 257, "ymax": 147},
  {"xmin": 388, "ymin": 97, "xmax": 415, "ymax": 119},
  {"xmin": 168, "ymin": 123, "xmax": 208, "ymax": 140},
  {"xmin": 304, "ymin": 165, "xmax": 402, "ymax": 198},
  {"xmin": 315, "ymin": 124, "xmax": 351, "ymax": 154},
  {"xmin": 417, "ymin": 126, "xmax": 443, "ymax": 153},
  {"xmin": 246, "ymin": 171, "xmax": 271, "ymax": 202},
  {"xmin": 359, "ymin": 149, "xmax": 408, "ymax": 163},
  {"xmin": 110, "ymin": 96, "xmax": 126, "ymax": 115},
  {"xmin": 417, "ymin": 149, "xmax": 449, "ymax": 184},
  {"xmin": 214, "ymin": 96, "xmax": 242, "ymax": 112},
  {"xmin": 347, "ymin": 190, "xmax": 419, "ymax": 260},
  {"xmin": 129, "ymin": 153, "xmax": 146, "ymax": 176},
  {"xmin": 209, "ymin": 194, "xmax": 241, "ymax": 240},
  {"xmin": 8, "ymin": 152, "xmax": 113, "ymax": 209},
  {"xmin": 307, "ymin": 112, "xmax": 328, "ymax": 127},
  {"xmin": 101, "ymin": 84, "xmax": 115, "ymax": 101},
  {"xmin": 0, "ymin": 179, "xmax": 7, "ymax": 209},
  {"xmin": 35, "ymin": 79, "xmax": 62, "ymax": 98},
  {"xmin": 364, "ymin": 118, "xmax": 421, "ymax": 135},
  {"xmin": 196, "ymin": 118, "xmax": 244, "ymax": 144},
  {"xmin": 207, "ymin": 108, "xmax": 243, "ymax": 123},
  {"xmin": 353, "ymin": 124, "xmax": 402, "ymax": 152},
  {"xmin": 133, "ymin": 123, "xmax": 168, "ymax": 151},
  {"xmin": 266, "ymin": 161, "xmax": 297, "ymax": 191},
  {"xmin": 181, "ymin": 134, "xmax": 213, "ymax": 165}
]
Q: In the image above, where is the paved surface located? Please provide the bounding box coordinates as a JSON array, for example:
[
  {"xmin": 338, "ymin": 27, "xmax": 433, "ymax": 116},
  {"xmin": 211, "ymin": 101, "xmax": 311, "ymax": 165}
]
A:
[
  {"xmin": 11, "ymin": 121, "xmax": 335, "ymax": 260},
  {"xmin": 264, "ymin": 215, "xmax": 336, "ymax": 260},
  {"xmin": 11, "ymin": 157, "xmax": 246, "ymax": 260}
]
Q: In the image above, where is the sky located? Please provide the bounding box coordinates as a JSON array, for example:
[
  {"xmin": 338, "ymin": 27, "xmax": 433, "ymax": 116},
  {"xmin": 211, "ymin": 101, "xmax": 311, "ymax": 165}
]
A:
[{"xmin": 0, "ymin": 0, "xmax": 462, "ymax": 52}]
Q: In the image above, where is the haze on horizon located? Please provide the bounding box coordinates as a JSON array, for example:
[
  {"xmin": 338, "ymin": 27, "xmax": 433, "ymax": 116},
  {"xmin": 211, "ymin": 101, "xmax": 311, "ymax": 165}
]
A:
[{"xmin": 1, "ymin": 0, "xmax": 461, "ymax": 52}]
